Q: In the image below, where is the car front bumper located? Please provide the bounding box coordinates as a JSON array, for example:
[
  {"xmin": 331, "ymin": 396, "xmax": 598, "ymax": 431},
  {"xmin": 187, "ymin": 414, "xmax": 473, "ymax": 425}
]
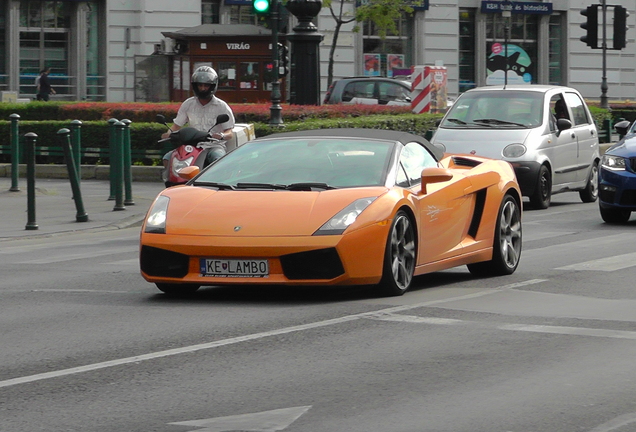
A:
[{"xmin": 599, "ymin": 166, "xmax": 636, "ymax": 210}]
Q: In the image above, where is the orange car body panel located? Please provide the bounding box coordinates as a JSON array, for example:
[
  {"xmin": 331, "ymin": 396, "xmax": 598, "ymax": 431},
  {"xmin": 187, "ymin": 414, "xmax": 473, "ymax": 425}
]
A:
[{"xmin": 140, "ymin": 154, "xmax": 521, "ymax": 287}]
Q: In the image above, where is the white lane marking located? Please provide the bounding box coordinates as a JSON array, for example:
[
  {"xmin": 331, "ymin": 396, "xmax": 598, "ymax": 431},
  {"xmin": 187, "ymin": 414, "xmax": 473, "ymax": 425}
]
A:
[
  {"xmin": 589, "ymin": 413, "xmax": 636, "ymax": 432},
  {"xmin": 500, "ymin": 324, "xmax": 636, "ymax": 340},
  {"xmin": 522, "ymin": 231, "xmax": 575, "ymax": 242},
  {"xmin": 555, "ymin": 252, "xmax": 636, "ymax": 271},
  {"xmin": 0, "ymin": 279, "xmax": 546, "ymax": 389},
  {"xmin": 169, "ymin": 406, "xmax": 311, "ymax": 431},
  {"xmin": 367, "ymin": 314, "xmax": 636, "ymax": 341}
]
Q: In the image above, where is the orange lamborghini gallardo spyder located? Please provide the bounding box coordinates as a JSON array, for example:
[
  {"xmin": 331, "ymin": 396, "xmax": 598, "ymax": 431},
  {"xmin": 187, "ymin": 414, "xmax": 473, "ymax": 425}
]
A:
[{"xmin": 140, "ymin": 129, "xmax": 522, "ymax": 297}]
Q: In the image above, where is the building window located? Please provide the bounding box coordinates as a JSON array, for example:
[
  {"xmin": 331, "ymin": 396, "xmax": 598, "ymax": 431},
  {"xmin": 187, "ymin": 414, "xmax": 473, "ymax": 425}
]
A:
[
  {"xmin": 19, "ymin": 1, "xmax": 72, "ymax": 97},
  {"xmin": 362, "ymin": 14, "xmax": 413, "ymax": 77},
  {"xmin": 459, "ymin": 8, "xmax": 476, "ymax": 93},
  {"xmin": 548, "ymin": 13, "xmax": 564, "ymax": 85},
  {"xmin": 485, "ymin": 13, "xmax": 538, "ymax": 85},
  {"xmin": 202, "ymin": 0, "xmax": 221, "ymax": 24},
  {"xmin": 229, "ymin": 5, "xmax": 258, "ymax": 25}
]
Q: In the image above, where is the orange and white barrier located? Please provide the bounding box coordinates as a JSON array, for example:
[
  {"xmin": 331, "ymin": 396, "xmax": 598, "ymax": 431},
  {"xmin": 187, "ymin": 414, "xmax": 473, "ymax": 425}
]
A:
[{"xmin": 411, "ymin": 66, "xmax": 448, "ymax": 114}]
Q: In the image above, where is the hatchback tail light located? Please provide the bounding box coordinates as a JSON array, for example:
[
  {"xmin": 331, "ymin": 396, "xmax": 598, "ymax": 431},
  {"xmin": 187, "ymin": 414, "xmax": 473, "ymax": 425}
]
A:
[{"xmin": 324, "ymin": 83, "xmax": 334, "ymax": 104}]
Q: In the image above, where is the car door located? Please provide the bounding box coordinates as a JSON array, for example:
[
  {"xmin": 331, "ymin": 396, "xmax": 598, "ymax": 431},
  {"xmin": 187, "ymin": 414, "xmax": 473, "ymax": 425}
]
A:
[
  {"xmin": 398, "ymin": 143, "xmax": 472, "ymax": 264},
  {"xmin": 343, "ymin": 81, "xmax": 376, "ymax": 105},
  {"xmin": 564, "ymin": 91, "xmax": 599, "ymax": 183},
  {"xmin": 547, "ymin": 93, "xmax": 579, "ymax": 187}
]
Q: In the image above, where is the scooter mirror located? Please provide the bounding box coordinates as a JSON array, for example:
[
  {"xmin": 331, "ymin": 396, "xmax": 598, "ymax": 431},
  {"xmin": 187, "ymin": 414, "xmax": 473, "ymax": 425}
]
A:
[
  {"xmin": 156, "ymin": 114, "xmax": 167, "ymax": 125},
  {"xmin": 215, "ymin": 114, "xmax": 230, "ymax": 126}
]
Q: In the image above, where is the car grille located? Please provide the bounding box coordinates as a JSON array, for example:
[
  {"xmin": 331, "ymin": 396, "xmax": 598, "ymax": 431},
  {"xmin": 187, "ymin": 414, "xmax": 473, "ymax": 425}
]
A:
[
  {"xmin": 630, "ymin": 158, "xmax": 636, "ymax": 172},
  {"xmin": 140, "ymin": 246, "xmax": 189, "ymax": 278},
  {"xmin": 620, "ymin": 190, "xmax": 636, "ymax": 206},
  {"xmin": 599, "ymin": 188, "xmax": 616, "ymax": 204},
  {"xmin": 280, "ymin": 248, "xmax": 345, "ymax": 280}
]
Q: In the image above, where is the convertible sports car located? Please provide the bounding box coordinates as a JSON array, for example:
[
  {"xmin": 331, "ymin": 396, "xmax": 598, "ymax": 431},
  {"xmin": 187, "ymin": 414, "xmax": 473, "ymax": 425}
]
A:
[{"xmin": 140, "ymin": 129, "xmax": 523, "ymax": 297}]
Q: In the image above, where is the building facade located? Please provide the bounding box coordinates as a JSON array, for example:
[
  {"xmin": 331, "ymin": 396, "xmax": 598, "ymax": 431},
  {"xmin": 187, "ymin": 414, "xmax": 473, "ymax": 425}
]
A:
[{"xmin": 0, "ymin": 0, "xmax": 634, "ymax": 103}]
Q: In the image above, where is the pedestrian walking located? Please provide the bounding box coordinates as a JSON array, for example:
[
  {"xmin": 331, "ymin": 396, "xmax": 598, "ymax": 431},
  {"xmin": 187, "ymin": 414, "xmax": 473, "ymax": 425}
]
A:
[{"xmin": 36, "ymin": 67, "xmax": 56, "ymax": 101}]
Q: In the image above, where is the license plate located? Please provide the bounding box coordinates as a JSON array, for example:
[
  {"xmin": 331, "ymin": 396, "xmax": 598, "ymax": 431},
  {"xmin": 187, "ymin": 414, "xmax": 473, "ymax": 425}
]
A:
[{"xmin": 200, "ymin": 258, "xmax": 269, "ymax": 278}]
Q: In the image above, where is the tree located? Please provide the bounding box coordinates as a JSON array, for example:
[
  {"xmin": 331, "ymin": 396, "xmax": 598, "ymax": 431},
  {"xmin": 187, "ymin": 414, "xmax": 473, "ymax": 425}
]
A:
[{"xmin": 322, "ymin": 0, "xmax": 419, "ymax": 88}]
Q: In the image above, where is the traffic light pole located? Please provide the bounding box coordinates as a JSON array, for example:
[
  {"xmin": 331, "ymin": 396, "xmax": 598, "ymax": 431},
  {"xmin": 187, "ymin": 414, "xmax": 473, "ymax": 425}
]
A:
[
  {"xmin": 269, "ymin": 0, "xmax": 284, "ymax": 126},
  {"xmin": 600, "ymin": 0, "xmax": 609, "ymax": 109}
]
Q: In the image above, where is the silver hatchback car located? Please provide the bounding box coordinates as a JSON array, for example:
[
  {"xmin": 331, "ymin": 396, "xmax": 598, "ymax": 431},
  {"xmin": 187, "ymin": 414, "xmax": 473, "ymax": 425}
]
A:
[{"xmin": 430, "ymin": 85, "xmax": 600, "ymax": 209}]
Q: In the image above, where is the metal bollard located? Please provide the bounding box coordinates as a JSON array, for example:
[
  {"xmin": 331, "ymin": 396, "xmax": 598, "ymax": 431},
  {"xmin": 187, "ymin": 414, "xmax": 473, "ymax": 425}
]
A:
[
  {"xmin": 121, "ymin": 119, "xmax": 135, "ymax": 205},
  {"xmin": 70, "ymin": 120, "xmax": 83, "ymax": 180},
  {"xmin": 58, "ymin": 128, "xmax": 89, "ymax": 222},
  {"xmin": 9, "ymin": 113, "xmax": 20, "ymax": 192},
  {"xmin": 24, "ymin": 133, "xmax": 38, "ymax": 230},
  {"xmin": 112, "ymin": 121, "xmax": 126, "ymax": 211},
  {"xmin": 107, "ymin": 118, "xmax": 119, "ymax": 200}
]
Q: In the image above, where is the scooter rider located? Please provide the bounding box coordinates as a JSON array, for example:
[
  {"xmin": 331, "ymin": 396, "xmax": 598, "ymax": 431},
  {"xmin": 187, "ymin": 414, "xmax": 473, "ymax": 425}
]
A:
[{"xmin": 161, "ymin": 66, "xmax": 235, "ymax": 170}]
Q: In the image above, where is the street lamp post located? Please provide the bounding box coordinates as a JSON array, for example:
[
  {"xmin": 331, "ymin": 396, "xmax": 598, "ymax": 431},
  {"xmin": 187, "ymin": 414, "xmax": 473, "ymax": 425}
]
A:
[
  {"xmin": 269, "ymin": 0, "xmax": 284, "ymax": 126},
  {"xmin": 501, "ymin": 2, "xmax": 513, "ymax": 87}
]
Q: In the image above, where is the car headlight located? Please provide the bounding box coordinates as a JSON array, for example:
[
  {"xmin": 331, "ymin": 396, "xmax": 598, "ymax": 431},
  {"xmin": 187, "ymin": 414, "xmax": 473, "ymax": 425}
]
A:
[
  {"xmin": 314, "ymin": 197, "xmax": 377, "ymax": 236},
  {"xmin": 171, "ymin": 156, "xmax": 194, "ymax": 176},
  {"xmin": 144, "ymin": 195, "xmax": 169, "ymax": 234},
  {"xmin": 601, "ymin": 154, "xmax": 627, "ymax": 171},
  {"xmin": 503, "ymin": 143, "xmax": 527, "ymax": 158}
]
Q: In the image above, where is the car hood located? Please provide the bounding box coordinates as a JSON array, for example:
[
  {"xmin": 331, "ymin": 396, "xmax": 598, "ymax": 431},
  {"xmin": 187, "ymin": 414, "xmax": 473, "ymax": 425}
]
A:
[
  {"xmin": 160, "ymin": 186, "xmax": 388, "ymax": 236},
  {"xmin": 431, "ymin": 128, "xmax": 533, "ymax": 159},
  {"xmin": 605, "ymin": 133, "xmax": 636, "ymax": 158}
]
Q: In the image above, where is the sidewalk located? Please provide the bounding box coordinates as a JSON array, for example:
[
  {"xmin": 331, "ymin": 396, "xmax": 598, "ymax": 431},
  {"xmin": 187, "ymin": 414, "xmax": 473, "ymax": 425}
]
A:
[{"xmin": 0, "ymin": 176, "xmax": 164, "ymax": 241}]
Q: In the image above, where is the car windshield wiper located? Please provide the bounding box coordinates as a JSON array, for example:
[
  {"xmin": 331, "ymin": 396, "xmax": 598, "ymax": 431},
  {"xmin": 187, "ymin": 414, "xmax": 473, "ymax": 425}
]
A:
[
  {"xmin": 235, "ymin": 182, "xmax": 287, "ymax": 190},
  {"xmin": 191, "ymin": 181, "xmax": 235, "ymax": 190},
  {"xmin": 472, "ymin": 118, "xmax": 527, "ymax": 127},
  {"xmin": 445, "ymin": 118, "xmax": 467, "ymax": 125},
  {"xmin": 285, "ymin": 182, "xmax": 337, "ymax": 191}
]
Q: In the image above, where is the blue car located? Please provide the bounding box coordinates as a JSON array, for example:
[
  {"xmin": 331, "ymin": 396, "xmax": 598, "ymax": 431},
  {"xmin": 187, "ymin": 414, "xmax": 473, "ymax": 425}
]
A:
[{"xmin": 598, "ymin": 120, "xmax": 636, "ymax": 223}]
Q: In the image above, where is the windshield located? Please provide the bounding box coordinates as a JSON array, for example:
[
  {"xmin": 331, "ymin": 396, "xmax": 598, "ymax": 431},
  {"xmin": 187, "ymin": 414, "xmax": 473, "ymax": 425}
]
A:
[
  {"xmin": 441, "ymin": 91, "xmax": 544, "ymax": 129},
  {"xmin": 194, "ymin": 137, "xmax": 395, "ymax": 188}
]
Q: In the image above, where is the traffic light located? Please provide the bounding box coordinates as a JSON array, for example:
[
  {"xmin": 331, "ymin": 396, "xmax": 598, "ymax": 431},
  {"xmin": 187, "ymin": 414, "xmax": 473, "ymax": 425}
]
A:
[
  {"xmin": 613, "ymin": 6, "xmax": 629, "ymax": 50},
  {"xmin": 580, "ymin": 5, "xmax": 599, "ymax": 49},
  {"xmin": 277, "ymin": 42, "xmax": 289, "ymax": 78},
  {"xmin": 252, "ymin": 0, "xmax": 271, "ymax": 15}
]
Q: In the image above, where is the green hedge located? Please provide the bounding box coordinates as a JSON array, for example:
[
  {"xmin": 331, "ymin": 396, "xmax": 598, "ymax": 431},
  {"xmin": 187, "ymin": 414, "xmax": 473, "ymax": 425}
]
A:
[{"xmin": 0, "ymin": 113, "xmax": 442, "ymax": 165}]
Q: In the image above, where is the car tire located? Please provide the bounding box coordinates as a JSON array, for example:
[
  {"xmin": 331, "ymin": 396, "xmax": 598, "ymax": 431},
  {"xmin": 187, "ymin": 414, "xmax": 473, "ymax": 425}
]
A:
[
  {"xmin": 156, "ymin": 283, "xmax": 200, "ymax": 296},
  {"xmin": 529, "ymin": 165, "xmax": 551, "ymax": 209},
  {"xmin": 579, "ymin": 161, "xmax": 599, "ymax": 203},
  {"xmin": 467, "ymin": 194, "xmax": 522, "ymax": 276},
  {"xmin": 599, "ymin": 205, "xmax": 631, "ymax": 224},
  {"xmin": 378, "ymin": 210, "xmax": 416, "ymax": 297}
]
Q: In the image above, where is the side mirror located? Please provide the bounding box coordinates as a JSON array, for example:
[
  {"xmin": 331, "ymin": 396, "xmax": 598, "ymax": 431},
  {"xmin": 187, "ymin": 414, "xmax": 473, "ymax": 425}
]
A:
[
  {"xmin": 556, "ymin": 118, "xmax": 572, "ymax": 132},
  {"xmin": 614, "ymin": 120, "xmax": 631, "ymax": 136},
  {"xmin": 420, "ymin": 167, "xmax": 453, "ymax": 194},
  {"xmin": 177, "ymin": 165, "xmax": 200, "ymax": 180},
  {"xmin": 156, "ymin": 114, "xmax": 167, "ymax": 125}
]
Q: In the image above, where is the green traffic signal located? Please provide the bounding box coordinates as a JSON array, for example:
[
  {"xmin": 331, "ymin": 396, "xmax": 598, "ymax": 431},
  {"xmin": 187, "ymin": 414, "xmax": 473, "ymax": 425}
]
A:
[{"xmin": 253, "ymin": 0, "xmax": 270, "ymax": 14}]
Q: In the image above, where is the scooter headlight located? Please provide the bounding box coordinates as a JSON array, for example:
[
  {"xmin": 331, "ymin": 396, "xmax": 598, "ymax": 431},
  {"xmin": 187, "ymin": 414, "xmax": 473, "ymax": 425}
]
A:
[{"xmin": 171, "ymin": 156, "xmax": 194, "ymax": 176}]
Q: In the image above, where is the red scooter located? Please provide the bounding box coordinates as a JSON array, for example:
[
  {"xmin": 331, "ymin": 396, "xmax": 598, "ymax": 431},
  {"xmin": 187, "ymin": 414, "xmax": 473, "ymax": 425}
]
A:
[{"xmin": 157, "ymin": 114, "xmax": 230, "ymax": 187}]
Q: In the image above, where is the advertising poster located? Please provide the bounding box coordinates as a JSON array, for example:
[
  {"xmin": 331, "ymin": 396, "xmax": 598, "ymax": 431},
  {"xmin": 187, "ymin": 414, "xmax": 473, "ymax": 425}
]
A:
[
  {"xmin": 364, "ymin": 54, "xmax": 381, "ymax": 76},
  {"xmin": 387, "ymin": 54, "xmax": 405, "ymax": 77},
  {"xmin": 486, "ymin": 42, "xmax": 534, "ymax": 85}
]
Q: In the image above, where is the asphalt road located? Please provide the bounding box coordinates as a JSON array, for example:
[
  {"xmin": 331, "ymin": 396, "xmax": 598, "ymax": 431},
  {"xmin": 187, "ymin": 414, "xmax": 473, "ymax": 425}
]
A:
[{"xmin": 1, "ymin": 193, "xmax": 636, "ymax": 432}]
